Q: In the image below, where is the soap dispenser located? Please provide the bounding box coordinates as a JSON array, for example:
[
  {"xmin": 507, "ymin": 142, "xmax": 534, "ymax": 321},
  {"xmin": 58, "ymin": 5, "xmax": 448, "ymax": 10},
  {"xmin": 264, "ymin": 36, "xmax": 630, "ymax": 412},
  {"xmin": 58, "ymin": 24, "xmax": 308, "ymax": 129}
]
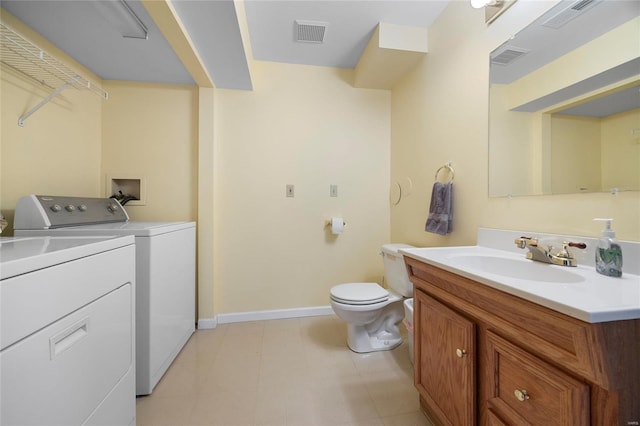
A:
[{"xmin": 593, "ymin": 218, "xmax": 623, "ymax": 277}]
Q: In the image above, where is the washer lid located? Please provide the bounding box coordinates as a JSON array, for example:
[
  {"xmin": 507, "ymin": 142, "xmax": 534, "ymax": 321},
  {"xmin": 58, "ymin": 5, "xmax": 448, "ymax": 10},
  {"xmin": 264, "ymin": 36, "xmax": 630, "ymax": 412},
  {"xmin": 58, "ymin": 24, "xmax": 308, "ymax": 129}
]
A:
[{"xmin": 330, "ymin": 283, "xmax": 389, "ymax": 305}]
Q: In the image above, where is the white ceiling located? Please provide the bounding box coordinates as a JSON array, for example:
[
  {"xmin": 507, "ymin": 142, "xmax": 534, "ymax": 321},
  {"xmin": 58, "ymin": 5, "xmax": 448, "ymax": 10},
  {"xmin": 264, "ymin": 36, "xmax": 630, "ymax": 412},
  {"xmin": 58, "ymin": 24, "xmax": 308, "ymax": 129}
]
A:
[
  {"xmin": 2, "ymin": 0, "xmax": 638, "ymax": 115},
  {"xmin": 2, "ymin": 1, "xmax": 196, "ymax": 85},
  {"xmin": 1, "ymin": 0, "xmax": 450, "ymax": 90},
  {"xmin": 244, "ymin": 0, "xmax": 448, "ymax": 69}
]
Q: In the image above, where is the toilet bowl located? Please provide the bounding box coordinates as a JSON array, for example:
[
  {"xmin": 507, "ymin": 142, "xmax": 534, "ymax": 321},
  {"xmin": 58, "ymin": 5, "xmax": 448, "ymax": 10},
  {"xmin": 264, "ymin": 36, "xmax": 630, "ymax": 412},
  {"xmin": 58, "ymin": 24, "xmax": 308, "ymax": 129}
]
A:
[{"xmin": 330, "ymin": 244, "xmax": 414, "ymax": 353}]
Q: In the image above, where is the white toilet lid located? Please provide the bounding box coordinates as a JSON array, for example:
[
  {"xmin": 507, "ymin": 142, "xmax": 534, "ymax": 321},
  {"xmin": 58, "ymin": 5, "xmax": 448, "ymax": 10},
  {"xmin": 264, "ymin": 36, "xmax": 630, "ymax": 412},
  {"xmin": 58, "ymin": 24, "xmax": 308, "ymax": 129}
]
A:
[{"xmin": 330, "ymin": 283, "xmax": 389, "ymax": 305}]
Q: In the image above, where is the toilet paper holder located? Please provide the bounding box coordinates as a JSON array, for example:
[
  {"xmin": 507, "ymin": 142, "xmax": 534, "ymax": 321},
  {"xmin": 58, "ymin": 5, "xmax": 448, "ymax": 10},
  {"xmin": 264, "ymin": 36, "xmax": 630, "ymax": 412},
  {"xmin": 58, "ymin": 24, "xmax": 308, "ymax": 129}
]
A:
[{"xmin": 325, "ymin": 219, "xmax": 346, "ymax": 227}]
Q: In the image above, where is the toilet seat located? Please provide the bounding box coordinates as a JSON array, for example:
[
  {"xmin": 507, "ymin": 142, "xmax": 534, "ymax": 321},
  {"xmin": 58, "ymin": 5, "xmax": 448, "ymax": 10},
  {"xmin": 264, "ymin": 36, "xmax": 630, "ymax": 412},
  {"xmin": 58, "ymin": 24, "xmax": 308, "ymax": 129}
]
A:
[{"xmin": 330, "ymin": 283, "xmax": 389, "ymax": 305}]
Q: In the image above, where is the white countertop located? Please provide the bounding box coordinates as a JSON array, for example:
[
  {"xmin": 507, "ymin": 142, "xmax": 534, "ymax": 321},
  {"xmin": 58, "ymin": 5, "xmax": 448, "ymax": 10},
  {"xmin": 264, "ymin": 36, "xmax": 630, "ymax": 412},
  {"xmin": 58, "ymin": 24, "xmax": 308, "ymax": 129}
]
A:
[{"xmin": 400, "ymin": 231, "xmax": 640, "ymax": 323}]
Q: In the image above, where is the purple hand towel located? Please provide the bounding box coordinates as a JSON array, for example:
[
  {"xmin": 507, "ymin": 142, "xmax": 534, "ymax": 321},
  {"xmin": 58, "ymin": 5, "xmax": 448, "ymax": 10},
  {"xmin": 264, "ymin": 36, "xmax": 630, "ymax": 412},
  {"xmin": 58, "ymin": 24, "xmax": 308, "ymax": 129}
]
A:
[{"xmin": 425, "ymin": 182, "xmax": 453, "ymax": 235}]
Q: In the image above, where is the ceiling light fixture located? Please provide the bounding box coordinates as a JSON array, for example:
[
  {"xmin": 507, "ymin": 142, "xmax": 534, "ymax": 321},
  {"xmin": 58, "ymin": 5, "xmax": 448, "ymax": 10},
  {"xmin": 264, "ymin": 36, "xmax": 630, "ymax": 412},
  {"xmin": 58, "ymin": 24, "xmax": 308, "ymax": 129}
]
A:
[
  {"xmin": 471, "ymin": 0, "xmax": 502, "ymax": 9},
  {"xmin": 93, "ymin": 0, "xmax": 148, "ymax": 40},
  {"xmin": 472, "ymin": 0, "xmax": 517, "ymax": 24}
]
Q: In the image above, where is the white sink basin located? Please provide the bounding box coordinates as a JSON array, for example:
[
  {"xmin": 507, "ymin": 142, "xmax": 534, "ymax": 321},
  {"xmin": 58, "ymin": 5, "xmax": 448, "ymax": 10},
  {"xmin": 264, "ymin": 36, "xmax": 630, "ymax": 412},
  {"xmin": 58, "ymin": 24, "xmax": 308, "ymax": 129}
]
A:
[
  {"xmin": 399, "ymin": 244, "xmax": 640, "ymax": 323},
  {"xmin": 447, "ymin": 254, "xmax": 585, "ymax": 283}
]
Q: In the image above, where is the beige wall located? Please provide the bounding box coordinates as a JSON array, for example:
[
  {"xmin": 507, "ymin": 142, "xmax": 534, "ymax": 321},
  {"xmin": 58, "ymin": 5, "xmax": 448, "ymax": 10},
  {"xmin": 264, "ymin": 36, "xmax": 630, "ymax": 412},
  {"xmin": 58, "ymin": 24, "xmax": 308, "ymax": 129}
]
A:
[
  {"xmin": 488, "ymin": 84, "xmax": 537, "ymax": 196},
  {"xmin": 4, "ymin": 3, "xmax": 640, "ymax": 323},
  {"xmin": 0, "ymin": 12, "xmax": 103, "ymax": 233},
  {"xmin": 1, "ymin": 12, "xmax": 198, "ymax": 229},
  {"xmin": 2, "ymin": 10, "xmax": 391, "ymax": 320},
  {"xmin": 101, "ymin": 81, "xmax": 198, "ymax": 222},
  {"xmin": 213, "ymin": 61, "xmax": 391, "ymax": 314},
  {"xmin": 391, "ymin": 0, "xmax": 640, "ymax": 245},
  {"xmin": 1, "ymin": 11, "xmax": 200, "ymax": 312},
  {"xmin": 391, "ymin": 0, "xmax": 490, "ymax": 247},
  {"xmin": 197, "ymin": 88, "xmax": 216, "ymax": 321},
  {"xmin": 550, "ymin": 115, "xmax": 601, "ymax": 194},
  {"xmin": 601, "ymin": 108, "xmax": 640, "ymax": 191}
]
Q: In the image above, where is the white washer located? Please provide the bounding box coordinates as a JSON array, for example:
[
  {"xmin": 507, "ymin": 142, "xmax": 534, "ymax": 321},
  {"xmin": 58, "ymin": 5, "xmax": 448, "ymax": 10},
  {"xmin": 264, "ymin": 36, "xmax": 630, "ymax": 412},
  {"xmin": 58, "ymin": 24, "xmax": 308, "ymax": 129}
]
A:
[
  {"xmin": 1, "ymin": 235, "xmax": 136, "ymax": 425},
  {"xmin": 14, "ymin": 195, "xmax": 196, "ymax": 395}
]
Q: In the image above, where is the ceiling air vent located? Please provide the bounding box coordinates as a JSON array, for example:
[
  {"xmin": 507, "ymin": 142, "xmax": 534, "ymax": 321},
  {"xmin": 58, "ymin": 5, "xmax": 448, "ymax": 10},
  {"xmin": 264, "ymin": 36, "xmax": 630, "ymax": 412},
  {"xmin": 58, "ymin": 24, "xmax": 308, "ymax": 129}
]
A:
[
  {"xmin": 542, "ymin": 0, "xmax": 601, "ymax": 29},
  {"xmin": 295, "ymin": 20, "xmax": 328, "ymax": 44},
  {"xmin": 491, "ymin": 46, "xmax": 530, "ymax": 66}
]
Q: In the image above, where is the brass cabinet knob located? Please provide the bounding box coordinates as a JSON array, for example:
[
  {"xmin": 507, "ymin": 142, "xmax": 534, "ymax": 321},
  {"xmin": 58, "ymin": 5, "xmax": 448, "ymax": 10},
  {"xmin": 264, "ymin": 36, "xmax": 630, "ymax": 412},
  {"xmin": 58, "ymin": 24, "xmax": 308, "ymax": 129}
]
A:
[
  {"xmin": 456, "ymin": 348, "xmax": 467, "ymax": 358},
  {"xmin": 514, "ymin": 389, "xmax": 530, "ymax": 402}
]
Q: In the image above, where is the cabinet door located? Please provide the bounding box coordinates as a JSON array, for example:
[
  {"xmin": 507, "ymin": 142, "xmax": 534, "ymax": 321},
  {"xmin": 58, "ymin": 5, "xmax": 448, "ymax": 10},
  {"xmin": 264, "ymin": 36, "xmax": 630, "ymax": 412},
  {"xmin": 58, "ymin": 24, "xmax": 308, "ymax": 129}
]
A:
[
  {"xmin": 415, "ymin": 290, "xmax": 476, "ymax": 426},
  {"xmin": 486, "ymin": 331, "xmax": 589, "ymax": 425}
]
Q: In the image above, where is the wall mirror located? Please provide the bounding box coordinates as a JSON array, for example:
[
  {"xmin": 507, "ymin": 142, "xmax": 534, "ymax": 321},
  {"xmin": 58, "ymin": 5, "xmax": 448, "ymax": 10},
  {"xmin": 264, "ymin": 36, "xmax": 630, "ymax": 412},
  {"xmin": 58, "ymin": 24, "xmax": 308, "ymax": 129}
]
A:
[{"xmin": 488, "ymin": 0, "xmax": 640, "ymax": 197}]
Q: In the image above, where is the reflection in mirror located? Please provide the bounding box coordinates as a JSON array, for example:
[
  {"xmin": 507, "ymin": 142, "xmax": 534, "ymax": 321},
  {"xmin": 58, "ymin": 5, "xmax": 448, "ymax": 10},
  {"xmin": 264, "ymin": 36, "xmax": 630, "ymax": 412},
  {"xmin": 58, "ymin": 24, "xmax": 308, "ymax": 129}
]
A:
[{"xmin": 488, "ymin": 0, "xmax": 640, "ymax": 197}]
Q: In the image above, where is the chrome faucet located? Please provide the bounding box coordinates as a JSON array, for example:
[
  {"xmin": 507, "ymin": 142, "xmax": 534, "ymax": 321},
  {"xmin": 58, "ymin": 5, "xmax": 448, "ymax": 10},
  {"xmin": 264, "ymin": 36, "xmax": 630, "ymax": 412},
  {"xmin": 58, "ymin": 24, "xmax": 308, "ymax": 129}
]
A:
[{"xmin": 514, "ymin": 237, "xmax": 586, "ymax": 267}]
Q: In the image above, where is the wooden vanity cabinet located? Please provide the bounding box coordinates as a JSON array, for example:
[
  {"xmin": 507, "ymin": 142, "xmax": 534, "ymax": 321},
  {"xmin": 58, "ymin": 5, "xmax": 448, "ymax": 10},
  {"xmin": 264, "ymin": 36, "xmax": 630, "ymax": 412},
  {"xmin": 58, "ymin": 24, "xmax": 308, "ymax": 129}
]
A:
[{"xmin": 405, "ymin": 256, "xmax": 640, "ymax": 426}]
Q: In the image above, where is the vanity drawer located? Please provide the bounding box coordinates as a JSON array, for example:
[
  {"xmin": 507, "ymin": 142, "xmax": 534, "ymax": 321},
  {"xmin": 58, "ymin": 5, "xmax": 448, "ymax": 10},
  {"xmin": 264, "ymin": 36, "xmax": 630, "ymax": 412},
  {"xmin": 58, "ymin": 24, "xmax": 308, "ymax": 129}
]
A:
[
  {"xmin": 486, "ymin": 331, "xmax": 589, "ymax": 426},
  {"xmin": 486, "ymin": 409, "xmax": 513, "ymax": 426}
]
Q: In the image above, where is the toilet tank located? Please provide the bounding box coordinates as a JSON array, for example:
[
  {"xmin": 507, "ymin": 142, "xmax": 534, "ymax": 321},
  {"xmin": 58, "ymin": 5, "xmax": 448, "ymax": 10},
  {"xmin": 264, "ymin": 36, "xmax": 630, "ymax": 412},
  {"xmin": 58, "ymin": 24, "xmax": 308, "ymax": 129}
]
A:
[{"xmin": 381, "ymin": 244, "xmax": 414, "ymax": 297}]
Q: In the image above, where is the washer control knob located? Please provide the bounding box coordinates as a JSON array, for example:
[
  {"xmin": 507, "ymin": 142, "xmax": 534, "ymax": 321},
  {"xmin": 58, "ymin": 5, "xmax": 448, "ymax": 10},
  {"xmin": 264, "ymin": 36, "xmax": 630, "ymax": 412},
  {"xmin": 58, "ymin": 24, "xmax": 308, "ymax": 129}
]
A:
[
  {"xmin": 107, "ymin": 203, "xmax": 119, "ymax": 213},
  {"xmin": 50, "ymin": 204, "xmax": 62, "ymax": 212},
  {"xmin": 65, "ymin": 205, "xmax": 76, "ymax": 212},
  {"xmin": 78, "ymin": 204, "xmax": 88, "ymax": 212}
]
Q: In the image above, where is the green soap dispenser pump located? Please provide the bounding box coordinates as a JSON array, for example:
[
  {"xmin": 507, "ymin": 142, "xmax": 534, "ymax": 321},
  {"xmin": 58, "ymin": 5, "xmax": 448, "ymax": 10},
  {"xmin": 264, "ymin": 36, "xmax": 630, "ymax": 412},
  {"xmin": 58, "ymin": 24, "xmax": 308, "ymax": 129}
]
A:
[{"xmin": 593, "ymin": 218, "xmax": 623, "ymax": 277}]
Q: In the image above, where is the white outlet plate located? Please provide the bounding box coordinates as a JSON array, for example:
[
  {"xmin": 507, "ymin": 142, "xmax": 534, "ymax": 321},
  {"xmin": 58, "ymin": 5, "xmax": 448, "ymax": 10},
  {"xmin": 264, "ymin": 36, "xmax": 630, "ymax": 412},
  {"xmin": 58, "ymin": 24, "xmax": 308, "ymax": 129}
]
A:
[
  {"xmin": 286, "ymin": 184, "xmax": 295, "ymax": 197},
  {"xmin": 330, "ymin": 184, "xmax": 338, "ymax": 197}
]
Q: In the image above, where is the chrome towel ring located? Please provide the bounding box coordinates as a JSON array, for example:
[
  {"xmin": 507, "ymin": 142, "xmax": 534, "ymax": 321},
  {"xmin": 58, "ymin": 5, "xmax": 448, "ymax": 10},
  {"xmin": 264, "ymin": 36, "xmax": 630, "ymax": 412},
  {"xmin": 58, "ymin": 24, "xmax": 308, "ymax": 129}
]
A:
[{"xmin": 435, "ymin": 162, "xmax": 454, "ymax": 182}]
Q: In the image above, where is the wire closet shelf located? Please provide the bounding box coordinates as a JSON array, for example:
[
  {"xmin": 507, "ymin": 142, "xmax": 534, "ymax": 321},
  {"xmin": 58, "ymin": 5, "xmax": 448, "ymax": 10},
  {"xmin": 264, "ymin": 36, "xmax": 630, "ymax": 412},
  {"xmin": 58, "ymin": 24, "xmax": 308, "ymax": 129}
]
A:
[{"xmin": 0, "ymin": 23, "xmax": 108, "ymax": 126}]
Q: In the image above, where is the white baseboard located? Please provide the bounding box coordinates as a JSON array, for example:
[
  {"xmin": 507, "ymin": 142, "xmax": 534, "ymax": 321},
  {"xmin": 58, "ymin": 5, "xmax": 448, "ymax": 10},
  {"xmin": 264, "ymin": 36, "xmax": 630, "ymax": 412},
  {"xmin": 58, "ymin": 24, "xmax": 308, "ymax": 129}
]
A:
[
  {"xmin": 197, "ymin": 305, "xmax": 334, "ymax": 329},
  {"xmin": 197, "ymin": 317, "xmax": 218, "ymax": 329}
]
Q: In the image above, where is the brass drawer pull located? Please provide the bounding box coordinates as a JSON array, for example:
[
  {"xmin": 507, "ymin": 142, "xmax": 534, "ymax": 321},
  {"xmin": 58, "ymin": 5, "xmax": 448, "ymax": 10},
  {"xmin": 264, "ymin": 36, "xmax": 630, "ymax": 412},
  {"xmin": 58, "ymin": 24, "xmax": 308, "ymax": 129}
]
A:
[
  {"xmin": 456, "ymin": 348, "xmax": 467, "ymax": 358},
  {"xmin": 514, "ymin": 389, "xmax": 530, "ymax": 402}
]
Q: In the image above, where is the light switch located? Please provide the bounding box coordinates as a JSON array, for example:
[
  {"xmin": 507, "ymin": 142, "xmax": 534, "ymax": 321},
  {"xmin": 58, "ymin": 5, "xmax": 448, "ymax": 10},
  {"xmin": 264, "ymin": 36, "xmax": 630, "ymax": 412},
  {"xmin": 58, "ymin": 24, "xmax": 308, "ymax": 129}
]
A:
[
  {"xmin": 330, "ymin": 184, "xmax": 338, "ymax": 197},
  {"xmin": 286, "ymin": 184, "xmax": 295, "ymax": 197}
]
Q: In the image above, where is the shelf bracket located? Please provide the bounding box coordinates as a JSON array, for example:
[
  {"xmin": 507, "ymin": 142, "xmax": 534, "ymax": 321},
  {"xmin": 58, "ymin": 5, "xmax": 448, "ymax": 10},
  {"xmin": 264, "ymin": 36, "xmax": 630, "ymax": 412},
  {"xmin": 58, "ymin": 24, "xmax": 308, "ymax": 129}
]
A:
[
  {"xmin": 18, "ymin": 78, "xmax": 78, "ymax": 127},
  {"xmin": 2, "ymin": 23, "xmax": 108, "ymax": 127}
]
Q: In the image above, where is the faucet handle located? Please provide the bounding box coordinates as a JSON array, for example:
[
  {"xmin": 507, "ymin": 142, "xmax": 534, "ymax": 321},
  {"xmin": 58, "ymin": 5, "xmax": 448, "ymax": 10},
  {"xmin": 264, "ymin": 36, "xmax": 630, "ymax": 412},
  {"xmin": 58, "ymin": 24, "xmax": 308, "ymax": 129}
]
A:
[
  {"xmin": 567, "ymin": 241, "xmax": 587, "ymax": 249},
  {"xmin": 515, "ymin": 236, "xmax": 537, "ymax": 249},
  {"xmin": 555, "ymin": 241, "xmax": 587, "ymax": 261}
]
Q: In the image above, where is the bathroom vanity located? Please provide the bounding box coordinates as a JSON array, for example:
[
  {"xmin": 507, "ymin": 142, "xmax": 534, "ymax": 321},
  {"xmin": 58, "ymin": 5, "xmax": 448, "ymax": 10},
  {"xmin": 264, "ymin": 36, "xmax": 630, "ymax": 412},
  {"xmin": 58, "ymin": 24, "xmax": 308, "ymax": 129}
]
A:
[{"xmin": 401, "ymin": 234, "xmax": 640, "ymax": 426}]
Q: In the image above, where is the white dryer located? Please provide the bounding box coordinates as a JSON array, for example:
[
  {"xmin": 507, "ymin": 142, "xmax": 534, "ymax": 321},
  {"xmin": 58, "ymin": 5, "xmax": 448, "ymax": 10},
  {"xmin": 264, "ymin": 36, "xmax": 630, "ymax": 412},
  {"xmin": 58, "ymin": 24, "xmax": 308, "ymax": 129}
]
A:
[
  {"xmin": 1, "ymin": 235, "xmax": 136, "ymax": 425},
  {"xmin": 14, "ymin": 195, "xmax": 196, "ymax": 395}
]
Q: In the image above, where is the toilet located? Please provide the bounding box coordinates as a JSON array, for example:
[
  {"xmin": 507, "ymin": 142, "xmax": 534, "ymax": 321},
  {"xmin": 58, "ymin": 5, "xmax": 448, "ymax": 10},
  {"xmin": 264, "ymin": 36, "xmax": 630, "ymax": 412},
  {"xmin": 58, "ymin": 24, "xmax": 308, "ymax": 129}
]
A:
[{"xmin": 330, "ymin": 243, "xmax": 414, "ymax": 353}]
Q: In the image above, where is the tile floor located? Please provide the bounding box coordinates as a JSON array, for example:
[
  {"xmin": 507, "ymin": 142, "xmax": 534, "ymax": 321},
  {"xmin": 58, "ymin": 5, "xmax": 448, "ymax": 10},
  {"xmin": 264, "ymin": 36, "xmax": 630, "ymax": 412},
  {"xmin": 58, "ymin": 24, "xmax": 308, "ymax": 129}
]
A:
[{"xmin": 136, "ymin": 315, "xmax": 433, "ymax": 426}]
